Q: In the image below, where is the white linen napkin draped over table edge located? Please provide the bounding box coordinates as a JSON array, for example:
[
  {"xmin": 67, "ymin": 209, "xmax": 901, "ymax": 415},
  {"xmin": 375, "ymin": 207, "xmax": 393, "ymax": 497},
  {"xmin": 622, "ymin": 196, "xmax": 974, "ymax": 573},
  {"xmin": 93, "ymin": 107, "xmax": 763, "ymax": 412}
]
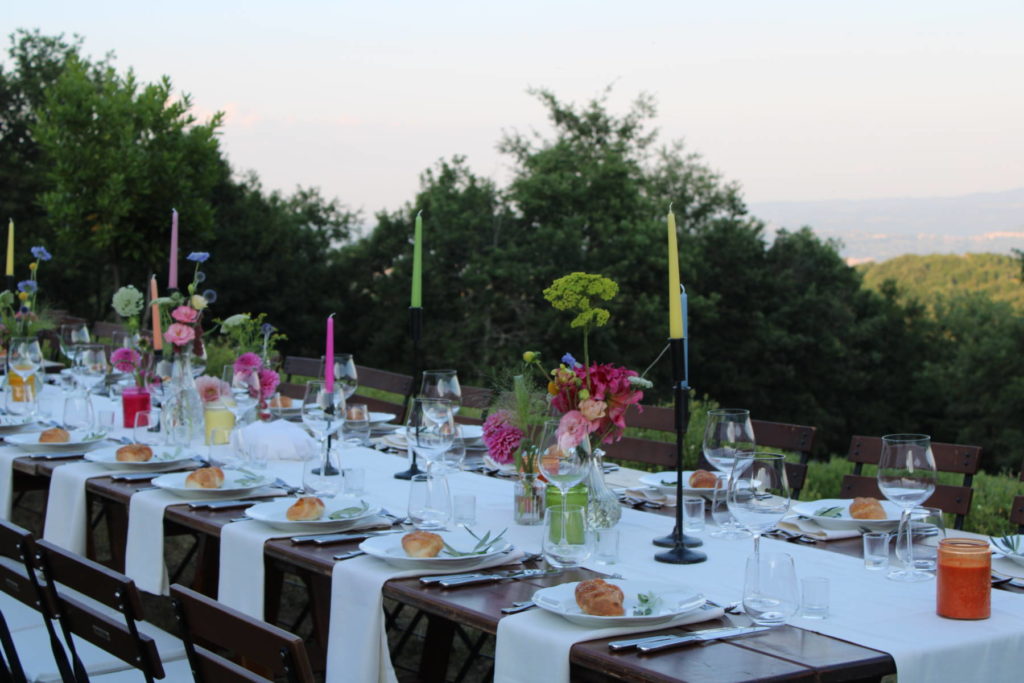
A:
[
  {"xmin": 217, "ymin": 514, "xmax": 393, "ymax": 620},
  {"xmin": 493, "ymin": 603, "xmax": 726, "ymax": 683},
  {"xmin": 124, "ymin": 488, "xmax": 183, "ymax": 595},
  {"xmin": 0, "ymin": 448, "xmax": 24, "ymax": 519},
  {"xmin": 43, "ymin": 461, "xmax": 137, "ymax": 553}
]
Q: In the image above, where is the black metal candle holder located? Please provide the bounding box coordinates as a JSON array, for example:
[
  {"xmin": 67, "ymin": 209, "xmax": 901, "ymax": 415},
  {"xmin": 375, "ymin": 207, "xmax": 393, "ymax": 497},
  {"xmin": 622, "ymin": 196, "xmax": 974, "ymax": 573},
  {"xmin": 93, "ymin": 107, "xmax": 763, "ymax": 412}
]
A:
[
  {"xmin": 394, "ymin": 306, "xmax": 424, "ymax": 480},
  {"xmin": 654, "ymin": 338, "xmax": 706, "ymax": 564}
]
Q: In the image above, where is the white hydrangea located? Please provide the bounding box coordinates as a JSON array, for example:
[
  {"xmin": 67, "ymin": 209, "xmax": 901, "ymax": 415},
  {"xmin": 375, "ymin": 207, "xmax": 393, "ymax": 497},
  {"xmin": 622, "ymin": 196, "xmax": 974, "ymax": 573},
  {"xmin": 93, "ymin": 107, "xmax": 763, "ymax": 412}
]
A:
[
  {"xmin": 220, "ymin": 313, "xmax": 249, "ymax": 331},
  {"xmin": 111, "ymin": 286, "xmax": 145, "ymax": 318}
]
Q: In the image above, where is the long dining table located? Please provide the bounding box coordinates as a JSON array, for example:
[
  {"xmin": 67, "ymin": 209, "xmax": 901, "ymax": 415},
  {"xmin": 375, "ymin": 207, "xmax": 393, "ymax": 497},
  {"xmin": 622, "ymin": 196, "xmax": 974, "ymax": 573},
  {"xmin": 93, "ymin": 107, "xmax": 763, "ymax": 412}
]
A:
[{"xmin": 5, "ymin": 416, "xmax": 1024, "ymax": 682}]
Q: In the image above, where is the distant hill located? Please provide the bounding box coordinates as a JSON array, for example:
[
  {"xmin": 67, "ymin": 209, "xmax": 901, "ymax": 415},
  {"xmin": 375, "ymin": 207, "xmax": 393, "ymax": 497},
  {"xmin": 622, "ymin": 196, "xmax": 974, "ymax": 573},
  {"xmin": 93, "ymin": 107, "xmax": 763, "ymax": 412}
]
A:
[
  {"xmin": 750, "ymin": 188, "xmax": 1024, "ymax": 262},
  {"xmin": 856, "ymin": 253, "xmax": 1024, "ymax": 311}
]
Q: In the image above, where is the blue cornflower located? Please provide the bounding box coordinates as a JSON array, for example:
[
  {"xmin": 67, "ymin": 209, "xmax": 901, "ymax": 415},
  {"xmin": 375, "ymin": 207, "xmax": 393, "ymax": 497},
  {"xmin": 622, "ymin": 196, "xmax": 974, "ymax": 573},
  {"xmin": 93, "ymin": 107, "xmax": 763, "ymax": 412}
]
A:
[
  {"xmin": 17, "ymin": 280, "xmax": 37, "ymax": 294},
  {"xmin": 186, "ymin": 252, "xmax": 210, "ymax": 263},
  {"xmin": 30, "ymin": 246, "xmax": 52, "ymax": 261},
  {"xmin": 261, "ymin": 322, "xmax": 275, "ymax": 336},
  {"xmin": 561, "ymin": 352, "xmax": 579, "ymax": 368}
]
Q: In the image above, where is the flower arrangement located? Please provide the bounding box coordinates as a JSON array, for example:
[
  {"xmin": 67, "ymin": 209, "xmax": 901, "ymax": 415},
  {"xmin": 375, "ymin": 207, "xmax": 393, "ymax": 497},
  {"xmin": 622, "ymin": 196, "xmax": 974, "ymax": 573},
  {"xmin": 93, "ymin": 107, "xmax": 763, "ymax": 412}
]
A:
[
  {"xmin": 155, "ymin": 252, "xmax": 216, "ymax": 355},
  {"xmin": 0, "ymin": 246, "xmax": 55, "ymax": 339},
  {"xmin": 111, "ymin": 347, "xmax": 148, "ymax": 388},
  {"xmin": 231, "ymin": 351, "xmax": 281, "ymax": 417},
  {"xmin": 215, "ymin": 312, "xmax": 286, "ymax": 361},
  {"xmin": 482, "ymin": 368, "xmax": 549, "ymax": 470}
]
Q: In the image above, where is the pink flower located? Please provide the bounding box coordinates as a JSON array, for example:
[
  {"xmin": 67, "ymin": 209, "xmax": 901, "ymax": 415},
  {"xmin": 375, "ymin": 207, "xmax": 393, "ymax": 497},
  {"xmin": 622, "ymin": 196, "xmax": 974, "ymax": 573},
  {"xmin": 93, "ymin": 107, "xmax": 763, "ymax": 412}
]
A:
[
  {"xmin": 195, "ymin": 376, "xmax": 230, "ymax": 403},
  {"xmin": 234, "ymin": 352, "xmax": 262, "ymax": 376},
  {"xmin": 257, "ymin": 368, "xmax": 280, "ymax": 400},
  {"xmin": 110, "ymin": 347, "xmax": 141, "ymax": 373},
  {"xmin": 556, "ymin": 410, "xmax": 598, "ymax": 452},
  {"xmin": 171, "ymin": 306, "xmax": 199, "ymax": 324},
  {"xmin": 579, "ymin": 398, "xmax": 607, "ymax": 421},
  {"xmin": 164, "ymin": 323, "xmax": 196, "ymax": 347},
  {"xmin": 482, "ymin": 410, "xmax": 523, "ymax": 465}
]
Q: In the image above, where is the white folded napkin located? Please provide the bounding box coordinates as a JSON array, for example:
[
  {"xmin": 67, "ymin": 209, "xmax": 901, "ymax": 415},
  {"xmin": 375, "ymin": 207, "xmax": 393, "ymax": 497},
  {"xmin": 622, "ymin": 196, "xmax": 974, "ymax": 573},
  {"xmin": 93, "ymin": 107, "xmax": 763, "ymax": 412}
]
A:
[
  {"xmin": 623, "ymin": 486, "xmax": 677, "ymax": 507},
  {"xmin": 43, "ymin": 461, "xmax": 135, "ymax": 553},
  {"xmin": 778, "ymin": 514, "xmax": 862, "ymax": 541},
  {"xmin": 494, "ymin": 602, "xmax": 726, "ymax": 683},
  {"xmin": 0, "ymin": 447, "xmax": 24, "ymax": 519},
  {"xmin": 325, "ymin": 551, "xmax": 525, "ymax": 683},
  {"xmin": 231, "ymin": 420, "xmax": 316, "ymax": 461},
  {"xmin": 125, "ymin": 489, "xmax": 186, "ymax": 595},
  {"xmin": 218, "ymin": 514, "xmax": 392, "ymax": 620}
]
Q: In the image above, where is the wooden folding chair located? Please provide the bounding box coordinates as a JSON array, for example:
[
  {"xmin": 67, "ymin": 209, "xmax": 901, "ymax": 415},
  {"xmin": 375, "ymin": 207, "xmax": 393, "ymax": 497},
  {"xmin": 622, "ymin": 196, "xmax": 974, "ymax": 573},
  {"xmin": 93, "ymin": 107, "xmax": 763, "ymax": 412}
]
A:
[
  {"xmin": 170, "ymin": 584, "xmax": 315, "ymax": 683},
  {"xmin": 838, "ymin": 436, "xmax": 982, "ymax": 530},
  {"xmin": 455, "ymin": 384, "xmax": 492, "ymax": 426},
  {"xmin": 33, "ymin": 539, "xmax": 190, "ymax": 682},
  {"xmin": 353, "ymin": 364, "xmax": 414, "ymax": 424}
]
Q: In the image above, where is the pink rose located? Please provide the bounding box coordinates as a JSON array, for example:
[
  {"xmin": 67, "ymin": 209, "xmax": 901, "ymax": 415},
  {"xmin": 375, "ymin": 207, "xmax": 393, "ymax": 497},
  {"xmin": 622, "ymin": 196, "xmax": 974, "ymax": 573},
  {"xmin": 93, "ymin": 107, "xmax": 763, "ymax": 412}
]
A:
[
  {"xmin": 257, "ymin": 368, "xmax": 280, "ymax": 400},
  {"xmin": 556, "ymin": 410, "xmax": 597, "ymax": 452},
  {"xmin": 234, "ymin": 352, "xmax": 262, "ymax": 376},
  {"xmin": 171, "ymin": 306, "xmax": 199, "ymax": 324},
  {"xmin": 195, "ymin": 376, "xmax": 230, "ymax": 403},
  {"xmin": 579, "ymin": 398, "xmax": 607, "ymax": 421},
  {"xmin": 164, "ymin": 323, "xmax": 196, "ymax": 347},
  {"xmin": 110, "ymin": 347, "xmax": 141, "ymax": 373}
]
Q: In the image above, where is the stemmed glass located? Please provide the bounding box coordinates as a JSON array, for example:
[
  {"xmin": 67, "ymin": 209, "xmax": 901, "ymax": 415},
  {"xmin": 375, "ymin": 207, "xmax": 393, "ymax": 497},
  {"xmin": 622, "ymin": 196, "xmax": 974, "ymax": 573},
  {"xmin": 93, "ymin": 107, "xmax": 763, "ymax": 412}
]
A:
[
  {"xmin": 222, "ymin": 366, "xmax": 258, "ymax": 425},
  {"xmin": 59, "ymin": 323, "xmax": 90, "ymax": 365},
  {"xmin": 703, "ymin": 409, "xmax": 756, "ymax": 538},
  {"xmin": 407, "ymin": 398, "xmax": 456, "ymax": 473},
  {"xmin": 727, "ymin": 452, "xmax": 791, "ymax": 558},
  {"xmin": 877, "ymin": 434, "xmax": 937, "ymax": 582},
  {"xmin": 536, "ymin": 419, "xmax": 590, "ymax": 565},
  {"xmin": 71, "ymin": 344, "xmax": 109, "ymax": 402},
  {"xmin": 329, "ymin": 353, "xmax": 359, "ymax": 401},
  {"xmin": 421, "ymin": 370, "xmax": 462, "ymax": 416},
  {"xmin": 302, "ymin": 380, "xmax": 345, "ymax": 461},
  {"xmin": 7, "ymin": 337, "xmax": 43, "ymax": 407}
]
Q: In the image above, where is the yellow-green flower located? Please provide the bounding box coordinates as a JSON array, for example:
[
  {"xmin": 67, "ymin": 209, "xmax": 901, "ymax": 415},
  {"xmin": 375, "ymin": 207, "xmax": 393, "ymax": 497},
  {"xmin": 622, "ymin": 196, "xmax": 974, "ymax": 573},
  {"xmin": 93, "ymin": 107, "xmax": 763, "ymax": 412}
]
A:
[
  {"xmin": 543, "ymin": 272, "xmax": 618, "ymax": 329},
  {"xmin": 190, "ymin": 294, "xmax": 208, "ymax": 311},
  {"xmin": 522, "ymin": 351, "xmax": 538, "ymax": 363}
]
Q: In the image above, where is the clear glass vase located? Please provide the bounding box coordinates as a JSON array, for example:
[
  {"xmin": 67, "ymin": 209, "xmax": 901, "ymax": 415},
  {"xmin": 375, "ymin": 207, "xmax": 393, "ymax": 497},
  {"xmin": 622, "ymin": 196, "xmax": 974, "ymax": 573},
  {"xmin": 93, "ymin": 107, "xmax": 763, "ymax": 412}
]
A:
[
  {"xmin": 161, "ymin": 349, "xmax": 204, "ymax": 446},
  {"xmin": 584, "ymin": 448, "xmax": 622, "ymax": 529},
  {"xmin": 514, "ymin": 472, "xmax": 546, "ymax": 525}
]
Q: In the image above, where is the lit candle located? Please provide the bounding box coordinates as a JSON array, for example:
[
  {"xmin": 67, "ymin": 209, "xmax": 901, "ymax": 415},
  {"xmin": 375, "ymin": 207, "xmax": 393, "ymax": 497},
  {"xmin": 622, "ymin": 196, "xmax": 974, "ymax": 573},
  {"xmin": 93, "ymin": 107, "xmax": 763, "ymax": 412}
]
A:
[
  {"xmin": 411, "ymin": 210, "xmax": 423, "ymax": 307},
  {"xmin": 667, "ymin": 206, "xmax": 683, "ymax": 338},
  {"xmin": 150, "ymin": 275, "xmax": 163, "ymax": 351},
  {"xmin": 168, "ymin": 209, "xmax": 179, "ymax": 290},
  {"xmin": 325, "ymin": 313, "xmax": 335, "ymax": 393},
  {"xmin": 5, "ymin": 218, "xmax": 14, "ymax": 277}
]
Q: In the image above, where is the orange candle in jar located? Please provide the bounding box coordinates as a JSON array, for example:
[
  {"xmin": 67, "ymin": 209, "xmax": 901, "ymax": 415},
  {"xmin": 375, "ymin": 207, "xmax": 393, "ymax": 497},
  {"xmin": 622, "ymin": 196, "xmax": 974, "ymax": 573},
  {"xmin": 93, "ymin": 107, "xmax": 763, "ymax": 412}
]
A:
[{"xmin": 936, "ymin": 538, "xmax": 990, "ymax": 620}]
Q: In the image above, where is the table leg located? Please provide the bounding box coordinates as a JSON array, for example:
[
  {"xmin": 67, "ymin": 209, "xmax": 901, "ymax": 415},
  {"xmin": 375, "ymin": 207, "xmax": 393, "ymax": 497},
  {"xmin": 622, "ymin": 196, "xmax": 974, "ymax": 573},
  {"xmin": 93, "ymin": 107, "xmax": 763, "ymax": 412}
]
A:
[
  {"xmin": 100, "ymin": 495, "xmax": 129, "ymax": 571},
  {"xmin": 419, "ymin": 615, "xmax": 455, "ymax": 682}
]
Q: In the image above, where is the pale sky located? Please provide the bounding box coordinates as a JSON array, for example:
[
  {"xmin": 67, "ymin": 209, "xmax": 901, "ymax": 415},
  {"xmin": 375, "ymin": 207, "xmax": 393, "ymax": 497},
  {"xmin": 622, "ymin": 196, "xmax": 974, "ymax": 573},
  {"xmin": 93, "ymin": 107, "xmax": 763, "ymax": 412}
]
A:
[{"xmin": 7, "ymin": 1, "xmax": 1024, "ymax": 218}]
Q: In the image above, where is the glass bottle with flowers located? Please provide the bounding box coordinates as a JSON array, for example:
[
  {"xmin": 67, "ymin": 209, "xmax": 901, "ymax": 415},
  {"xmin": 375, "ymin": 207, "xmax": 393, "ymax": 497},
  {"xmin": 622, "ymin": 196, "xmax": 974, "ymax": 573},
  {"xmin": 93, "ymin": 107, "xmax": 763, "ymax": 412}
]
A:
[
  {"xmin": 110, "ymin": 284, "xmax": 151, "ymax": 427},
  {"xmin": 228, "ymin": 351, "xmax": 281, "ymax": 422},
  {"xmin": 541, "ymin": 273, "xmax": 651, "ymax": 529},
  {"xmin": 0, "ymin": 246, "xmax": 55, "ymax": 404},
  {"xmin": 482, "ymin": 366, "xmax": 550, "ymax": 525},
  {"xmin": 154, "ymin": 252, "xmax": 216, "ymax": 445}
]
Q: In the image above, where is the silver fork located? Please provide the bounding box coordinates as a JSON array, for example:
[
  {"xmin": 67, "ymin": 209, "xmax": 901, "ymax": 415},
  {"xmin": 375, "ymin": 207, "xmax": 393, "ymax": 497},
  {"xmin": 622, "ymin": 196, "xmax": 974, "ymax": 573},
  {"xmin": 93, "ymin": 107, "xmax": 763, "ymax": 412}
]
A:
[{"xmin": 501, "ymin": 601, "xmax": 536, "ymax": 614}]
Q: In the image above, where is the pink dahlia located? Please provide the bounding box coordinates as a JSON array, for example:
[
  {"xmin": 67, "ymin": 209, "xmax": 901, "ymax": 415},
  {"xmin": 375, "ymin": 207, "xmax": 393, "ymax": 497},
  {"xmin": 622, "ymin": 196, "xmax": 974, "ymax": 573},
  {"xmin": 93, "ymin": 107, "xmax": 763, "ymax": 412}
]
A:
[
  {"xmin": 234, "ymin": 352, "xmax": 262, "ymax": 376},
  {"xmin": 482, "ymin": 410, "xmax": 523, "ymax": 465},
  {"xmin": 110, "ymin": 347, "xmax": 141, "ymax": 373},
  {"xmin": 257, "ymin": 367, "xmax": 280, "ymax": 400}
]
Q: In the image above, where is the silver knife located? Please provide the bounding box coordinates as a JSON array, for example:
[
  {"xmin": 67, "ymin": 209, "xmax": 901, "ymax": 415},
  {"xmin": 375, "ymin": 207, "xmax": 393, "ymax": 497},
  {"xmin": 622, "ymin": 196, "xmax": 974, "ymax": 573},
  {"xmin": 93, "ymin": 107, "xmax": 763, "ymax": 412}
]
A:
[
  {"xmin": 420, "ymin": 567, "xmax": 530, "ymax": 585},
  {"xmin": 439, "ymin": 568, "xmax": 551, "ymax": 587},
  {"xmin": 290, "ymin": 529, "xmax": 402, "ymax": 544},
  {"xmin": 636, "ymin": 626, "xmax": 770, "ymax": 653},
  {"xmin": 609, "ymin": 625, "xmax": 746, "ymax": 651}
]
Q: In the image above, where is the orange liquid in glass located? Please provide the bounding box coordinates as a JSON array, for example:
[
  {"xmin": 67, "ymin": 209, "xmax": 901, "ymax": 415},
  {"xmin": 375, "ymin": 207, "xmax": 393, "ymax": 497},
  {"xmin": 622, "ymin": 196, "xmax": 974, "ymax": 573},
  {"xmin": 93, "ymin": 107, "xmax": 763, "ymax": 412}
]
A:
[{"xmin": 936, "ymin": 551, "xmax": 990, "ymax": 620}]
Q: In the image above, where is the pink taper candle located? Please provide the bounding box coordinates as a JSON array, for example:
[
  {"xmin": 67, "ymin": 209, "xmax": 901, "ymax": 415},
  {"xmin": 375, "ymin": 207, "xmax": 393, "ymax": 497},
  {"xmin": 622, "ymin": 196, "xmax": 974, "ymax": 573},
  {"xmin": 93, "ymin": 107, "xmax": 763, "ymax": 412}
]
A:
[
  {"xmin": 168, "ymin": 209, "xmax": 179, "ymax": 290},
  {"xmin": 325, "ymin": 313, "xmax": 335, "ymax": 393}
]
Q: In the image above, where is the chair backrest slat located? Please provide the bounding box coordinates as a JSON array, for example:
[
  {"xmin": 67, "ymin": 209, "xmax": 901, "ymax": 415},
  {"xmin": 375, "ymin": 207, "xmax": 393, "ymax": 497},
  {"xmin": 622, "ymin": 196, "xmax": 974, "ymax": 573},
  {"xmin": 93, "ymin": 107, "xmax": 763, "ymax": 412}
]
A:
[
  {"xmin": 1011, "ymin": 495, "xmax": 1024, "ymax": 532},
  {"xmin": 171, "ymin": 583, "xmax": 314, "ymax": 683},
  {"xmin": 282, "ymin": 356, "xmax": 323, "ymax": 381},
  {"xmin": 839, "ymin": 475, "xmax": 974, "ymax": 522}
]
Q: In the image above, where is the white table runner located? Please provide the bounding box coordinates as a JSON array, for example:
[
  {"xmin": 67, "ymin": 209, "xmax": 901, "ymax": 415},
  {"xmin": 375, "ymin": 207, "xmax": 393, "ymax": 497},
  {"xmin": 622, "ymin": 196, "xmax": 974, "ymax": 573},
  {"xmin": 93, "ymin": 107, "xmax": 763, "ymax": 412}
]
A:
[{"xmin": 43, "ymin": 461, "xmax": 135, "ymax": 553}]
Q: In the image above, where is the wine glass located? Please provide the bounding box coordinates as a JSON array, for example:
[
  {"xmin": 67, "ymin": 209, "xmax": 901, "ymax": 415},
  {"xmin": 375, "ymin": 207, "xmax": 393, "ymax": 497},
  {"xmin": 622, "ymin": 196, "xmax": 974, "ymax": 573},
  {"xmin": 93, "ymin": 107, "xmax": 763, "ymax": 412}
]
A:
[
  {"xmin": 703, "ymin": 409, "xmax": 756, "ymax": 535},
  {"xmin": 710, "ymin": 473, "xmax": 751, "ymax": 540},
  {"xmin": 536, "ymin": 419, "xmax": 589, "ymax": 559},
  {"xmin": 301, "ymin": 380, "xmax": 345, "ymax": 463},
  {"xmin": 71, "ymin": 344, "xmax": 109, "ymax": 396},
  {"xmin": 877, "ymin": 434, "xmax": 937, "ymax": 582},
  {"xmin": 59, "ymin": 323, "xmax": 90, "ymax": 365},
  {"xmin": 222, "ymin": 366, "xmax": 258, "ymax": 425},
  {"xmin": 340, "ymin": 403, "xmax": 371, "ymax": 448},
  {"xmin": 7, "ymin": 337, "xmax": 43, "ymax": 406},
  {"xmin": 407, "ymin": 398, "xmax": 456, "ymax": 472},
  {"xmin": 421, "ymin": 370, "xmax": 462, "ymax": 415},
  {"xmin": 728, "ymin": 452, "xmax": 791, "ymax": 558},
  {"xmin": 329, "ymin": 353, "xmax": 359, "ymax": 400}
]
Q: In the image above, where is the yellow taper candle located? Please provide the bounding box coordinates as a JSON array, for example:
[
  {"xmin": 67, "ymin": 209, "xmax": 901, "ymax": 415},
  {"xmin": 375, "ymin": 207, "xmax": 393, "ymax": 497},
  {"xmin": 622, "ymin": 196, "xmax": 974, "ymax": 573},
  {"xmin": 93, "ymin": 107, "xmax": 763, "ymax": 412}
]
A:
[
  {"xmin": 5, "ymin": 219, "xmax": 14, "ymax": 277},
  {"xmin": 667, "ymin": 206, "xmax": 683, "ymax": 338}
]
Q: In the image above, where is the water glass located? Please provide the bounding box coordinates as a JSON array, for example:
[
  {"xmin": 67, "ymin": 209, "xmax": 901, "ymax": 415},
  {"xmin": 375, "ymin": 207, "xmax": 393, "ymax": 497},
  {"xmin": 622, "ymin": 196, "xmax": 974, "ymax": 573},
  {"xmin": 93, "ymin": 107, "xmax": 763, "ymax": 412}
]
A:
[
  {"xmin": 709, "ymin": 473, "xmax": 750, "ymax": 540},
  {"xmin": 683, "ymin": 496, "xmax": 706, "ymax": 533},
  {"xmin": 594, "ymin": 528, "xmax": 620, "ymax": 565},
  {"xmin": 133, "ymin": 411, "xmax": 160, "ymax": 447},
  {"xmin": 894, "ymin": 506, "xmax": 945, "ymax": 573},
  {"xmin": 742, "ymin": 551, "xmax": 799, "ymax": 626},
  {"xmin": 95, "ymin": 410, "xmax": 116, "ymax": 436},
  {"xmin": 862, "ymin": 531, "xmax": 890, "ymax": 570},
  {"xmin": 441, "ymin": 427, "xmax": 466, "ymax": 472},
  {"xmin": 453, "ymin": 494, "xmax": 477, "ymax": 527},
  {"xmin": 542, "ymin": 504, "xmax": 594, "ymax": 568},
  {"xmin": 303, "ymin": 451, "xmax": 343, "ymax": 497},
  {"xmin": 342, "ymin": 467, "xmax": 366, "ymax": 496},
  {"xmin": 800, "ymin": 576, "xmax": 830, "ymax": 619},
  {"xmin": 407, "ymin": 473, "xmax": 452, "ymax": 530},
  {"xmin": 243, "ymin": 441, "xmax": 271, "ymax": 470},
  {"xmin": 63, "ymin": 395, "xmax": 94, "ymax": 431},
  {"xmin": 341, "ymin": 403, "xmax": 371, "ymax": 447}
]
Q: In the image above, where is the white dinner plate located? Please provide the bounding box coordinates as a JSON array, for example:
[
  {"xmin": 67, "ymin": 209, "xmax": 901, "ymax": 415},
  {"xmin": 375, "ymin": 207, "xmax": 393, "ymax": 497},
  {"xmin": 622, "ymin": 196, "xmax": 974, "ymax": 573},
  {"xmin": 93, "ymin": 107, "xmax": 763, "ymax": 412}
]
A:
[
  {"xmin": 245, "ymin": 496, "xmax": 382, "ymax": 532},
  {"xmin": 368, "ymin": 412, "xmax": 397, "ymax": 424},
  {"xmin": 5, "ymin": 429, "xmax": 106, "ymax": 453},
  {"xmin": 151, "ymin": 468, "xmax": 273, "ymax": 499},
  {"xmin": 790, "ymin": 498, "xmax": 903, "ymax": 531},
  {"xmin": 84, "ymin": 445, "xmax": 199, "ymax": 471},
  {"xmin": 269, "ymin": 403, "xmax": 302, "ymax": 417},
  {"xmin": 0, "ymin": 415, "xmax": 35, "ymax": 433},
  {"xmin": 532, "ymin": 580, "xmax": 705, "ymax": 628},
  {"xmin": 360, "ymin": 528, "xmax": 513, "ymax": 569},
  {"xmin": 457, "ymin": 425, "xmax": 484, "ymax": 442},
  {"xmin": 991, "ymin": 535, "xmax": 1024, "ymax": 569},
  {"xmin": 638, "ymin": 471, "xmax": 718, "ymax": 498}
]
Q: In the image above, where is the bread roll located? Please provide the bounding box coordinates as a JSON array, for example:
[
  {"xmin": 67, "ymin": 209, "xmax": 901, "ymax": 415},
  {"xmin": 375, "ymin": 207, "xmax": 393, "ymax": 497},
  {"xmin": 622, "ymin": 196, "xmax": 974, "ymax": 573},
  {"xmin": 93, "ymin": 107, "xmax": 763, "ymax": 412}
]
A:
[
  {"xmin": 286, "ymin": 496, "xmax": 325, "ymax": 521},
  {"xmin": 401, "ymin": 531, "xmax": 444, "ymax": 558},
  {"xmin": 270, "ymin": 395, "xmax": 293, "ymax": 408},
  {"xmin": 115, "ymin": 444, "xmax": 153, "ymax": 462},
  {"xmin": 575, "ymin": 578, "xmax": 625, "ymax": 617},
  {"xmin": 184, "ymin": 466, "xmax": 225, "ymax": 490},
  {"xmin": 39, "ymin": 427, "xmax": 70, "ymax": 443},
  {"xmin": 688, "ymin": 469, "xmax": 718, "ymax": 488},
  {"xmin": 849, "ymin": 496, "xmax": 886, "ymax": 520}
]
